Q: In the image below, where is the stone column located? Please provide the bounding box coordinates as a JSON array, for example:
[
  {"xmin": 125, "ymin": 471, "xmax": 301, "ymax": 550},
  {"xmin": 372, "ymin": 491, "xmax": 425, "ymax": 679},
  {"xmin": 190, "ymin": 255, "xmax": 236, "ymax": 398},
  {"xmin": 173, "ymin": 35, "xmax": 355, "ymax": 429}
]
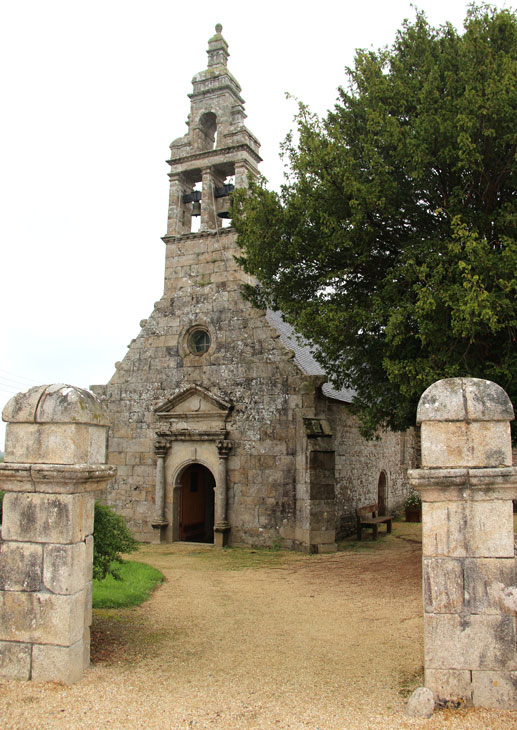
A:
[
  {"xmin": 0, "ymin": 385, "xmax": 116, "ymax": 684},
  {"xmin": 409, "ymin": 378, "xmax": 517, "ymax": 709},
  {"xmin": 214, "ymin": 439, "xmax": 232, "ymax": 547},
  {"xmin": 234, "ymin": 160, "xmax": 251, "ymax": 190},
  {"xmin": 151, "ymin": 440, "xmax": 169, "ymax": 544},
  {"xmin": 201, "ymin": 168, "xmax": 222, "ymax": 231},
  {"xmin": 166, "ymin": 173, "xmax": 189, "ymax": 236}
]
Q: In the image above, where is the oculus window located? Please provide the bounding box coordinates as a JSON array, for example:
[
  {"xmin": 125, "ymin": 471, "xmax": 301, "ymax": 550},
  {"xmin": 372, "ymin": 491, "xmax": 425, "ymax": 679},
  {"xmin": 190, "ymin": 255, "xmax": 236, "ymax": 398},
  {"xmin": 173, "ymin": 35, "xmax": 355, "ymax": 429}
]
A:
[{"xmin": 187, "ymin": 328, "xmax": 211, "ymax": 355}]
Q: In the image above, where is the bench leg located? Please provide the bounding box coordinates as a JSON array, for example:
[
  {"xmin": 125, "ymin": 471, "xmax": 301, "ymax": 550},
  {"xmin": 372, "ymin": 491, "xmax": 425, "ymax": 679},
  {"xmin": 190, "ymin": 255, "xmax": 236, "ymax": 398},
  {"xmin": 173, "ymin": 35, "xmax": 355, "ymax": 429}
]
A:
[
  {"xmin": 387, "ymin": 520, "xmax": 392, "ymax": 534},
  {"xmin": 372, "ymin": 524, "xmax": 378, "ymax": 540},
  {"xmin": 357, "ymin": 525, "xmax": 362, "ymax": 541}
]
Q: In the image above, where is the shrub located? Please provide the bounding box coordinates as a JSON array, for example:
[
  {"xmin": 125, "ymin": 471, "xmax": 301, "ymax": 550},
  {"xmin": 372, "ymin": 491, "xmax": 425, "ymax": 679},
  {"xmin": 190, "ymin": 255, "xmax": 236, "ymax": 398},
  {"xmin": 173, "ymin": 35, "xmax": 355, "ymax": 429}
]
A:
[{"xmin": 93, "ymin": 502, "xmax": 138, "ymax": 581}]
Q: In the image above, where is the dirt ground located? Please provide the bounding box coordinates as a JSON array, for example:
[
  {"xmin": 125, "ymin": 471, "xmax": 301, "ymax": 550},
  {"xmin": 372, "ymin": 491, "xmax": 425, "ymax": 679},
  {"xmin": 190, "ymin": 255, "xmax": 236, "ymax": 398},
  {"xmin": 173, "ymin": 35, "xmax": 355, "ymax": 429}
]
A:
[{"xmin": 1, "ymin": 521, "xmax": 516, "ymax": 730}]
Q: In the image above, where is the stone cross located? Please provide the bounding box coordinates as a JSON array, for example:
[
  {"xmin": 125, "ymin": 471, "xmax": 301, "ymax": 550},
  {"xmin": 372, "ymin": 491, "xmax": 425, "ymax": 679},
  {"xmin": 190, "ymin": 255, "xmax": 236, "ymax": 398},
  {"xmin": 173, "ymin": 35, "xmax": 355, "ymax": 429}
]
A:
[
  {"xmin": 409, "ymin": 377, "xmax": 517, "ymax": 709},
  {"xmin": 0, "ymin": 385, "xmax": 116, "ymax": 683}
]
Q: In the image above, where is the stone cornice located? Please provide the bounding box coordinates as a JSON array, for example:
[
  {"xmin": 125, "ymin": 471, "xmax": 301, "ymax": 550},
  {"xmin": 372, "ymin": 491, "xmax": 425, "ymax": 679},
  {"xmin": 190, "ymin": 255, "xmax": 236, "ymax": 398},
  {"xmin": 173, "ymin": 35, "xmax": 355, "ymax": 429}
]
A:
[
  {"xmin": 153, "ymin": 430, "xmax": 230, "ymax": 448},
  {"xmin": 189, "ymin": 78, "xmax": 244, "ymax": 105},
  {"xmin": 0, "ymin": 463, "xmax": 117, "ymax": 494},
  {"xmin": 167, "ymin": 143, "xmax": 262, "ymax": 167},
  {"xmin": 161, "ymin": 227, "xmax": 235, "ymax": 244},
  {"xmin": 409, "ymin": 466, "xmax": 517, "ymax": 501}
]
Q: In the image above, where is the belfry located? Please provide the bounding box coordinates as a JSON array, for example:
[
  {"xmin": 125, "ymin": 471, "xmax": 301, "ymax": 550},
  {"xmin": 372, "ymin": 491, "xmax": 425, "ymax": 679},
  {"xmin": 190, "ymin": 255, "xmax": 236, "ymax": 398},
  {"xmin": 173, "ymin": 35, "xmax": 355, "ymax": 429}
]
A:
[
  {"xmin": 165, "ymin": 23, "xmax": 261, "ymax": 237},
  {"xmin": 92, "ymin": 26, "xmax": 413, "ymax": 551}
]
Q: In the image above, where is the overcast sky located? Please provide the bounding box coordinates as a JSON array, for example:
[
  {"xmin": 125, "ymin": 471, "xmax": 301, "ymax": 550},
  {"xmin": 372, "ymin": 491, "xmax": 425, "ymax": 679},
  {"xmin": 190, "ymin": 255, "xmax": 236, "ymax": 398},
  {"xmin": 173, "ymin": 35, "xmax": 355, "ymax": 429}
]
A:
[{"xmin": 0, "ymin": 0, "xmax": 512, "ymax": 446}]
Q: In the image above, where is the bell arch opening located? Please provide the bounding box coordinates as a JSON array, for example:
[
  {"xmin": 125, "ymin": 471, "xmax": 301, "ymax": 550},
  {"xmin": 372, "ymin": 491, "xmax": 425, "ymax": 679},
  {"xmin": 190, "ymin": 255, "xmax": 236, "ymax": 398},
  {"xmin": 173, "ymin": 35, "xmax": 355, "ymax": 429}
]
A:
[
  {"xmin": 198, "ymin": 112, "xmax": 217, "ymax": 150},
  {"xmin": 178, "ymin": 463, "xmax": 215, "ymax": 543}
]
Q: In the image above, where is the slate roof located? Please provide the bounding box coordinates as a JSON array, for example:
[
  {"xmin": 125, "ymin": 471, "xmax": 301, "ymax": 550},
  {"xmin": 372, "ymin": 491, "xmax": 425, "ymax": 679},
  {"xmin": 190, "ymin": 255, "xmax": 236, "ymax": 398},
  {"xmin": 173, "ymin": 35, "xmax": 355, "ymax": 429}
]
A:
[{"xmin": 266, "ymin": 310, "xmax": 355, "ymax": 404}]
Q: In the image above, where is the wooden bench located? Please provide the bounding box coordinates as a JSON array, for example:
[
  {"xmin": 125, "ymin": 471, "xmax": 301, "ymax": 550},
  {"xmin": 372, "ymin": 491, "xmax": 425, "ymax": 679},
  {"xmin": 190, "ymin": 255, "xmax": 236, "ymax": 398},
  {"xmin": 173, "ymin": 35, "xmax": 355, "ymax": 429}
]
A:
[{"xmin": 356, "ymin": 503, "xmax": 393, "ymax": 541}]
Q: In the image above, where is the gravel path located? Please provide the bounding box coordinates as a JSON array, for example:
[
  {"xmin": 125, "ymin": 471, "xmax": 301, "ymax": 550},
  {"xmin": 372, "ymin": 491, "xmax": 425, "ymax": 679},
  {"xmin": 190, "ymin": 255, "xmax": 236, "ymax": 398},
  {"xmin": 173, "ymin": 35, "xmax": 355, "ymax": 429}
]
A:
[{"xmin": 1, "ymin": 522, "xmax": 515, "ymax": 729}]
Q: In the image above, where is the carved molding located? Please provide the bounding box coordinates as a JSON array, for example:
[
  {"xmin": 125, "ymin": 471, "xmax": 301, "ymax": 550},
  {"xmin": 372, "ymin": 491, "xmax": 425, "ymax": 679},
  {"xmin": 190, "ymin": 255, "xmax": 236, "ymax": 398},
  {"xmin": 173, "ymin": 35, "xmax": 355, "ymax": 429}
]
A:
[{"xmin": 154, "ymin": 384, "xmax": 233, "ymax": 451}]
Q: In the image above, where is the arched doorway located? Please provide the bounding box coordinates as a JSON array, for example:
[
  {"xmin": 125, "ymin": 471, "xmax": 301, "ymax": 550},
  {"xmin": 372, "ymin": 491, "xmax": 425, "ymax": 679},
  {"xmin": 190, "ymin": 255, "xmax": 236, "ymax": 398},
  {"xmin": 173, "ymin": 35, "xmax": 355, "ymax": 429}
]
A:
[
  {"xmin": 179, "ymin": 464, "xmax": 215, "ymax": 543},
  {"xmin": 377, "ymin": 471, "xmax": 387, "ymax": 516}
]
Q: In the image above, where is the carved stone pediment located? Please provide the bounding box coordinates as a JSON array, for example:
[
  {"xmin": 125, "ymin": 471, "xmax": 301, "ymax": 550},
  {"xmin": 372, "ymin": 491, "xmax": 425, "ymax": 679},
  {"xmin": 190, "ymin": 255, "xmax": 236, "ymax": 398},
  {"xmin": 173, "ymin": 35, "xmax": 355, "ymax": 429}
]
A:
[{"xmin": 154, "ymin": 384, "xmax": 232, "ymax": 436}]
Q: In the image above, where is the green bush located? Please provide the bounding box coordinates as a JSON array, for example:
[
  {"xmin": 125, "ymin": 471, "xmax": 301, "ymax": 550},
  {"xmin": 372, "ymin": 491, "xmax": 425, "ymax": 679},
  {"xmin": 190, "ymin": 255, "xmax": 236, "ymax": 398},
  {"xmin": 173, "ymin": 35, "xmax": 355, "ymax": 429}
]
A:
[{"xmin": 93, "ymin": 502, "xmax": 138, "ymax": 581}]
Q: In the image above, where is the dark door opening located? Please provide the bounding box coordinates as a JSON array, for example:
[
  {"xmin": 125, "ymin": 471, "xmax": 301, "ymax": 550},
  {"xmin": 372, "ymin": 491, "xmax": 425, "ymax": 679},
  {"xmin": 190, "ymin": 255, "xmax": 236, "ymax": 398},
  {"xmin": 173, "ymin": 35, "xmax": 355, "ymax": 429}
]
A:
[
  {"xmin": 179, "ymin": 464, "xmax": 215, "ymax": 543},
  {"xmin": 377, "ymin": 471, "xmax": 387, "ymax": 516}
]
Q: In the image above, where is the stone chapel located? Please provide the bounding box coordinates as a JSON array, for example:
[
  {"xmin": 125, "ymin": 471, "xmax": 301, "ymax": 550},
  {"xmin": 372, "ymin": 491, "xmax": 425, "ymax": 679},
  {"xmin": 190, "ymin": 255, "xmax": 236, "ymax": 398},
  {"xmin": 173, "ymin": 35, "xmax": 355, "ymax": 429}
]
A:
[{"xmin": 91, "ymin": 25, "xmax": 415, "ymax": 552}]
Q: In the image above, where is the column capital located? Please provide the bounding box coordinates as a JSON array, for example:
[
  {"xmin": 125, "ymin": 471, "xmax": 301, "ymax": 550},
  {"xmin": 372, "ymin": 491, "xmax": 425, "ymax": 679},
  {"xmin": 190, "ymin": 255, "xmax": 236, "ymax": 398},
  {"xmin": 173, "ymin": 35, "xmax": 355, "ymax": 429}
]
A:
[
  {"xmin": 216, "ymin": 439, "xmax": 232, "ymax": 458},
  {"xmin": 154, "ymin": 443, "xmax": 169, "ymax": 458},
  {"xmin": 154, "ymin": 428, "xmax": 171, "ymax": 457}
]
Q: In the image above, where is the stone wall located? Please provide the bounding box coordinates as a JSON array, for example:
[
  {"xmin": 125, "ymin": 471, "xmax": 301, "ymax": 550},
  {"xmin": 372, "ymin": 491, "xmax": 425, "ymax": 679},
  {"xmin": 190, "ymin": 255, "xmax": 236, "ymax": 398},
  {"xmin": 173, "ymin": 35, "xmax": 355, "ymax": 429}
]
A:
[
  {"xmin": 92, "ymin": 228, "xmax": 326, "ymax": 548},
  {"xmin": 330, "ymin": 402, "xmax": 415, "ymax": 537},
  {"xmin": 93, "ymin": 224, "xmax": 412, "ymax": 549}
]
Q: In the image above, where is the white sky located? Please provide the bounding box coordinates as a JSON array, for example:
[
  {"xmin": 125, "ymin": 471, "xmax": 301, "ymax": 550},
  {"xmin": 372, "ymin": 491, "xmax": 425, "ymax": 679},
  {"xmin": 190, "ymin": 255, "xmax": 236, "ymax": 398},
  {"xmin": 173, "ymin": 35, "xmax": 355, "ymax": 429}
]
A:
[{"xmin": 0, "ymin": 0, "xmax": 512, "ymax": 447}]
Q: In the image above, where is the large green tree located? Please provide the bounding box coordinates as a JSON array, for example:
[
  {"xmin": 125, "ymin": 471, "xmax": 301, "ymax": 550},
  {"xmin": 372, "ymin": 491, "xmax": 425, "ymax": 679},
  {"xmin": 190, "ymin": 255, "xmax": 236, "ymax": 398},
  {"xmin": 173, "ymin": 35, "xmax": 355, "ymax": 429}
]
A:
[{"xmin": 232, "ymin": 4, "xmax": 517, "ymax": 437}]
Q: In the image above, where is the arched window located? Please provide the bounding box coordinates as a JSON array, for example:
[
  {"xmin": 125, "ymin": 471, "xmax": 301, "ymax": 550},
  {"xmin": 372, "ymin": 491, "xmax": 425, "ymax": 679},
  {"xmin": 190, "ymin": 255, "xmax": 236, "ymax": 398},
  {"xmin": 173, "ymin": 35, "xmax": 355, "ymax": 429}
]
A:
[{"xmin": 377, "ymin": 471, "xmax": 387, "ymax": 516}]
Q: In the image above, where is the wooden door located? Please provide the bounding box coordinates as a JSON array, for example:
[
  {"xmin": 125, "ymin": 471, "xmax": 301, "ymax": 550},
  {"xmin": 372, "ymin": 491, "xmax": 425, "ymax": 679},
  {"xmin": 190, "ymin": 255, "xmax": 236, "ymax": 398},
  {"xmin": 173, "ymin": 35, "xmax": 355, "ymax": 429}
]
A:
[{"xmin": 179, "ymin": 465, "xmax": 215, "ymax": 542}]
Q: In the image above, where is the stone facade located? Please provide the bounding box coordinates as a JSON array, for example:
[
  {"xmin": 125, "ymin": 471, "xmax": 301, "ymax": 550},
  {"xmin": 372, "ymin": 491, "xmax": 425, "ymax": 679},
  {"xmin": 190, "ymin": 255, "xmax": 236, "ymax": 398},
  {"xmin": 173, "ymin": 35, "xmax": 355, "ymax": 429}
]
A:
[
  {"xmin": 91, "ymin": 25, "xmax": 413, "ymax": 551},
  {"xmin": 0, "ymin": 385, "xmax": 115, "ymax": 683},
  {"xmin": 409, "ymin": 378, "xmax": 517, "ymax": 709}
]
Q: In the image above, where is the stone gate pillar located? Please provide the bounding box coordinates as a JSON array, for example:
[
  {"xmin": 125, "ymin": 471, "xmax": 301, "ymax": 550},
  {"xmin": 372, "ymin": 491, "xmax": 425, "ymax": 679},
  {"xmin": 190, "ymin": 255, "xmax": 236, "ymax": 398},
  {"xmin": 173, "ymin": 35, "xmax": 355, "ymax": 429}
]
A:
[
  {"xmin": 409, "ymin": 378, "xmax": 517, "ymax": 709},
  {"xmin": 0, "ymin": 384, "xmax": 116, "ymax": 683}
]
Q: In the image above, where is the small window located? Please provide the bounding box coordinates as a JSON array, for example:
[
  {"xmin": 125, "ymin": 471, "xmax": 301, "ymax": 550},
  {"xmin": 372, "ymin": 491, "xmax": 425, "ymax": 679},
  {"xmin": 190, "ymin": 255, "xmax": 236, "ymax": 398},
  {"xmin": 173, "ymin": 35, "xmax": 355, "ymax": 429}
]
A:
[{"xmin": 187, "ymin": 328, "xmax": 211, "ymax": 355}]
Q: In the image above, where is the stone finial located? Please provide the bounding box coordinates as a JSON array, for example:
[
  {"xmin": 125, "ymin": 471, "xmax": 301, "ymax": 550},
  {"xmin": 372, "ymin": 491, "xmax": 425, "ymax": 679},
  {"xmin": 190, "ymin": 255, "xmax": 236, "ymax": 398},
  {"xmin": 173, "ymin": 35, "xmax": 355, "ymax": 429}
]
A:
[
  {"xmin": 207, "ymin": 23, "xmax": 229, "ymax": 68},
  {"xmin": 3, "ymin": 384, "xmax": 109, "ymax": 426},
  {"xmin": 417, "ymin": 378, "xmax": 514, "ymax": 423},
  {"xmin": 416, "ymin": 378, "xmax": 514, "ymax": 469},
  {"xmin": 2, "ymin": 384, "xmax": 110, "ymax": 466}
]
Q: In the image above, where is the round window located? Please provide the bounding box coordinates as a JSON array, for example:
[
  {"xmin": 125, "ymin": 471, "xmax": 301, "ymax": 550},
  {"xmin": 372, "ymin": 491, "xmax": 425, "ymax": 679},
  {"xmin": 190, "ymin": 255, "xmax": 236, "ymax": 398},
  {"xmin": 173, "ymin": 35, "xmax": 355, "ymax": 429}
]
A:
[{"xmin": 187, "ymin": 328, "xmax": 211, "ymax": 355}]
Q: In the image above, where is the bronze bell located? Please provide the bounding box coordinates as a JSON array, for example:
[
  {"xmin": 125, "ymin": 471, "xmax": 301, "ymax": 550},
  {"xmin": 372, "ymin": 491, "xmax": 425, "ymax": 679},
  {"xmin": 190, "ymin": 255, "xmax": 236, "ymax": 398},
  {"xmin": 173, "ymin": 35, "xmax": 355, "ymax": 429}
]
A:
[
  {"xmin": 217, "ymin": 204, "xmax": 231, "ymax": 219},
  {"xmin": 215, "ymin": 183, "xmax": 234, "ymax": 218},
  {"xmin": 191, "ymin": 201, "xmax": 201, "ymax": 217}
]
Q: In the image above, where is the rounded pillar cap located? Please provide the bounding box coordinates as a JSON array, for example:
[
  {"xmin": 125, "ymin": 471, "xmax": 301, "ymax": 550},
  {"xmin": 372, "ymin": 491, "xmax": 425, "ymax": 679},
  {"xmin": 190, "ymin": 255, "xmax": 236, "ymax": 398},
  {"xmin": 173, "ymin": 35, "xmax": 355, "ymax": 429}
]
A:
[
  {"xmin": 417, "ymin": 377, "xmax": 514, "ymax": 423},
  {"xmin": 2, "ymin": 384, "xmax": 109, "ymax": 426}
]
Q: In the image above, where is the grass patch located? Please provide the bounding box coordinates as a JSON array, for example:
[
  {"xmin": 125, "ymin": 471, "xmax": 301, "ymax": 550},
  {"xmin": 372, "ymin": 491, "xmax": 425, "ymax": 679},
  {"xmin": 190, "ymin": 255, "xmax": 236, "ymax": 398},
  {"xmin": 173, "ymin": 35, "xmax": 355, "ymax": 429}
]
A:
[
  {"xmin": 337, "ymin": 519, "xmax": 422, "ymax": 552},
  {"xmin": 184, "ymin": 545, "xmax": 288, "ymax": 571},
  {"xmin": 92, "ymin": 560, "xmax": 164, "ymax": 609}
]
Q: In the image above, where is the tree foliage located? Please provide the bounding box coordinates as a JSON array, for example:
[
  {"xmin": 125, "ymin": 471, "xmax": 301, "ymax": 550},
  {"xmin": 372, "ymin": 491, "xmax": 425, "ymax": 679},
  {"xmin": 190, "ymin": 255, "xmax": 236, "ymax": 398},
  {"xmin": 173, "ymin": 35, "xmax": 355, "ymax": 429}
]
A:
[
  {"xmin": 232, "ymin": 4, "xmax": 517, "ymax": 437},
  {"xmin": 93, "ymin": 502, "xmax": 138, "ymax": 581}
]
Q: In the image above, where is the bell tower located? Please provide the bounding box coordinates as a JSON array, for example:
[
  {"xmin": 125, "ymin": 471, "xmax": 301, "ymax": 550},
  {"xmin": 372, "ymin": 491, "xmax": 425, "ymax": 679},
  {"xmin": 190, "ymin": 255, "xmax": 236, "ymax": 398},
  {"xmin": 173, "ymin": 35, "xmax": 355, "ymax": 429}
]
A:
[{"xmin": 165, "ymin": 24, "xmax": 261, "ymax": 236}]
